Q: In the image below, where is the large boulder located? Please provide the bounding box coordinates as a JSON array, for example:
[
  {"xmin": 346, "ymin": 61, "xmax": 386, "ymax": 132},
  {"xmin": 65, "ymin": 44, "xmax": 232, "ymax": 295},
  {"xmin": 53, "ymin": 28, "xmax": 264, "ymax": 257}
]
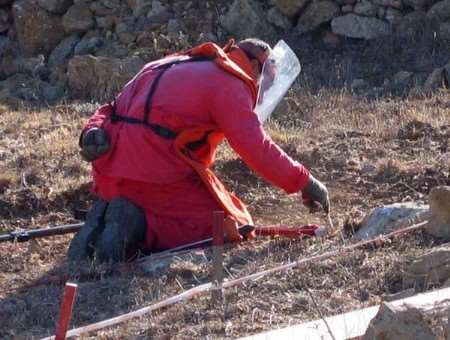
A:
[
  {"xmin": 267, "ymin": 7, "xmax": 293, "ymax": 31},
  {"xmin": 440, "ymin": 22, "xmax": 450, "ymax": 39},
  {"xmin": 354, "ymin": 0, "xmax": 378, "ymax": 17},
  {"xmin": 0, "ymin": 73, "xmax": 63, "ymax": 103},
  {"xmin": 38, "ymin": 0, "xmax": 72, "ymax": 14},
  {"xmin": 362, "ymin": 302, "xmax": 436, "ymax": 340},
  {"xmin": 0, "ymin": 55, "xmax": 46, "ymax": 78},
  {"xmin": 67, "ymin": 55, "xmax": 144, "ymax": 99},
  {"xmin": 403, "ymin": 0, "xmax": 435, "ymax": 10},
  {"xmin": 385, "ymin": 8, "xmax": 403, "ymax": 25},
  {"xmin": 403, "ymin": 245, "xmax": 450, "ymax": 288},
  {"xmin": 332, "ymin": 14, "xmax": 393, "ymax": 39},
  {"xmin": 47, "ymin": 35, "xmax": 80, "ymax": 68},
  {"xmin": 146, "ymin": 0, "xmax": 170, "ymax": 24},
  {"xmin": 396, "ymin": 10, "xmax": 437, "ymax": 38},
  {"xmin": 354, "ymin": 202, "xmax": 429, "ymax": 240},
  {"xmin": 427, "ymin": 0, "xmax": 450, "ymax": 22},
  {"xmin": 0, "ymin": 8, "xmax": 8, "ymax": 34},
  {"xmin": 295, "ymin": 0, "xmax": 340, "ymax": 34},
  {"xmin": 426, "ymin": 186, "xmax": 450, "ymax": 239},
  {"xmin": 12, "ymin": 0, "xmax": 65, "ymax": 56},
  {"xmin": 130, "ymin": 0, "xmax": 152, "ymax": 17},
  {"xmin": 220, "ymin": 0, "xmax": 277, "ymax": 42},
  {"xmin": 423, "ymin": 67, "xmax": 448, "ymax": 91},
  {"xmin": 271, "ymin": 0, "xmax": 310, "ymax": 17},
  {"xmin": 62, "ymin": 2, "xmax": 95, "ymax": 34}
]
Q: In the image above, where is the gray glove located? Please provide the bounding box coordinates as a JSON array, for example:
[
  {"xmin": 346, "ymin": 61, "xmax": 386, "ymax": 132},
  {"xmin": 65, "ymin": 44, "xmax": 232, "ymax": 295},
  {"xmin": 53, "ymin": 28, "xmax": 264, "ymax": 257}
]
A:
[
  {"xmin": 80, "ymin": 128, "xmax": 110, "ymax": 162},
  {"xmin": 301, "ymin": 175, "xmax": 330, "ymax": 214}
]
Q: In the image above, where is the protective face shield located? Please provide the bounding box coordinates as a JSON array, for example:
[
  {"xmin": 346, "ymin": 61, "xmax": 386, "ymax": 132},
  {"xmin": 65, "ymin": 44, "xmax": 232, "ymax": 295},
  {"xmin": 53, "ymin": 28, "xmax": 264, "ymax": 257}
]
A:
[{"xmin": 254, "ymin": 40, "xmax": 301, "ymax": 123}]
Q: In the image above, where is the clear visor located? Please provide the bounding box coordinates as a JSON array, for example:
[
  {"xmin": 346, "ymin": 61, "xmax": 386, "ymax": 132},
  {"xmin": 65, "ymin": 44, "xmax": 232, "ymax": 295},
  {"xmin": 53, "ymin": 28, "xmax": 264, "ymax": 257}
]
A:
[{"xmin": 254, "ymin": 40, "xmax": 301, "ymax": 123}]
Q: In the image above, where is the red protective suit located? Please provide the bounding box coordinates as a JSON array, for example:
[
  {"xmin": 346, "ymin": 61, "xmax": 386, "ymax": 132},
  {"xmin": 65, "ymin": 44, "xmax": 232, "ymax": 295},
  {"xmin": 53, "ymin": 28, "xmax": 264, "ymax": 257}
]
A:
[{"xmin": 83, "ymin": 43, "xmax": 310, "ymax": 251}]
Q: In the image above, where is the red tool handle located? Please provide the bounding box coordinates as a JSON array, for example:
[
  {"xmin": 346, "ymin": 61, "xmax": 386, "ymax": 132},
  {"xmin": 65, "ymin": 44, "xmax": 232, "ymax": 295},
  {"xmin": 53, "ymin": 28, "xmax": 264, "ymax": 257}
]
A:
[{"xmin": 255, "ymin": 224, "xmax": 320, "ymax": 239}]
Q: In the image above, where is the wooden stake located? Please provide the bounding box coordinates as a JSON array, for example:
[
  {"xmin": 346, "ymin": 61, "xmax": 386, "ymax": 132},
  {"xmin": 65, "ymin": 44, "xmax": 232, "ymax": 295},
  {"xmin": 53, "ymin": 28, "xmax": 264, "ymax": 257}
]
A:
[
  {"xmin": 55, "ymin": 282, "xmax": 78, "ymax": 340},
  {"xmin": 211, "ymin": 211, "xmax": 224, "ymax": 303}
]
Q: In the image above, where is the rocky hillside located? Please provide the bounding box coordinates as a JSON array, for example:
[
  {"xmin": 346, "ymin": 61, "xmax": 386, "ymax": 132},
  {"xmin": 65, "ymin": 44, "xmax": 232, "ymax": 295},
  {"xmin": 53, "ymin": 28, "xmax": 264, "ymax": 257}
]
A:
[{"xmin": 0, "ymin": 0, "xmax": 449, "ymax": 104}]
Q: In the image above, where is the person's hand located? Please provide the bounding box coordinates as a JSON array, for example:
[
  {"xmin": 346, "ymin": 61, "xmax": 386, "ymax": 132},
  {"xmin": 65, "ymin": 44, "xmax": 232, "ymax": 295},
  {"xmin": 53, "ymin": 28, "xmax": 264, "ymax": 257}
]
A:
[
  {"xmin": 301, "ymin": 175, "xmax": 330, "ymax": 214},
  {"xmin": 80, "ymin": 128, "xmax": 110, "ymax": 162}
]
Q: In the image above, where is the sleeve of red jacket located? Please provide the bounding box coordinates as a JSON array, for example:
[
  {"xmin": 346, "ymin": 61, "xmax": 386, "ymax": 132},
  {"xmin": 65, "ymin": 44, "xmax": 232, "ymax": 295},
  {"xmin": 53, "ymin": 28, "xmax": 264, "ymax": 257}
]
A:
[
  {"xmin": 208, "ymin": 78, "xmax": 310, "ymax": 194},
  {"xmin": 83, "ymin": 103, "xmax": 112, "ymax": 131},
  {"xmin": 79, "ymin": 103, "xmax": 112, "ymax": 146}
]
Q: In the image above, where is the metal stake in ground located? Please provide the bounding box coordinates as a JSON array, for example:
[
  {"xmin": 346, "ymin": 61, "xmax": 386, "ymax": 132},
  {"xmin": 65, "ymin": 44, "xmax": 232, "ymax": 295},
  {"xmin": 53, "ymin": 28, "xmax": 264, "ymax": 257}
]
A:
[
  {"xmin": 55, "ymin": 282, "xmax": 78, "ymax": 340},
  {"xmin": 211, "ymin": 211, "xmax": 224, "ymax": 303}
]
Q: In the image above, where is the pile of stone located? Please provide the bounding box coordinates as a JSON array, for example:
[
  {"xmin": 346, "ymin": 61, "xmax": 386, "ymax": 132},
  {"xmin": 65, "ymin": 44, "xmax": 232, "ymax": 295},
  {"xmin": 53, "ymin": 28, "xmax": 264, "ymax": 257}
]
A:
[{"xmin": 0, "ymin": 0, "xmax": 449, "ymax": 103}]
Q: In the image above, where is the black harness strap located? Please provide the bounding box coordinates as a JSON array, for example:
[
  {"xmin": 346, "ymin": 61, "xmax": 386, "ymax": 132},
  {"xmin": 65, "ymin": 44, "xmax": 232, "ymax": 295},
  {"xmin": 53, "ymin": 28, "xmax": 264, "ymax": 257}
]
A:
[{"xmin": 110, "ymin": 56, "xmax": 213, "ymax": 142}]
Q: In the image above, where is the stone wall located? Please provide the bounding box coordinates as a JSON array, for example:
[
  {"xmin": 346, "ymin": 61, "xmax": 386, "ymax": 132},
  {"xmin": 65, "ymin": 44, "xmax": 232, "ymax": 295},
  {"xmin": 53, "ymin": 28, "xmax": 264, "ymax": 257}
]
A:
[{"xmin": 0, "ymin": 0, "xmax": 449, "ymax": 103}]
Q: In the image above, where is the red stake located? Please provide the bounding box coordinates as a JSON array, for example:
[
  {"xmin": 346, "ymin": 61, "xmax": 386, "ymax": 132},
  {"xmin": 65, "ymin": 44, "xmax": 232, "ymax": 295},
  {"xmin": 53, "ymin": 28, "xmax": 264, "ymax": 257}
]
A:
[{"xmin": 55, "ymin": 282, "xmax": 78, "ymax": 340}]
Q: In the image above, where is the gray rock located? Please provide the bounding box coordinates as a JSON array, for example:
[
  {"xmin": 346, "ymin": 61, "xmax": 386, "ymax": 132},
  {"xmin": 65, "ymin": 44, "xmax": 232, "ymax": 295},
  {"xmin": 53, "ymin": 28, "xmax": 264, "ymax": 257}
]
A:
[
  {"xmin": 12, "ymin": 0, "xmax": 65, "ymax": 56},
  {"xmin": 387, "ymin": 71, "xmax": 415, "ymax": 93},
  {"xmin": 48, "ymin": 35, "xmax": 80, "ymax": 68},
  {"xmin": 362, "ymin": 302, "xmax": 436, "ymax": 340},
  {"xmin": 220, "ymin": 0, "xmax": 277, "ymax": 42},
  {"xmin": 118, "ymin": 32, "xmax": 136, "ymax": 45},
  {"xmin": 423, "ymin": 68, "xmax": 447, "ymax": 91},
  {"xmin": 74, "ymin": 36, "xmax": 102, "ymax": 55},
  {"xmin": 427, "ymin": 0, "xmax": 450, "ymax": 22},
  {"xmin": 90, "ymin": 1, "xmax": 113, "ymax": 16},
  {"xmin": 267, "ymin": 7, "xmax": 292, "ymax": 31},
  {"xmin": 167, "ymin": 18, "xmax": 182, "ymax": 37},
  {"xmin": 41, "ymin": 84, "xmax": 64, "ymax": 103},
  {"xmin": 343, "ymin": 4, "xmax": 354, "ymax": 12},
  {"xmin": 385, "ymin": 8, "xmax": 403, "ymax": 25},
  {"xmin": 67, "ymin": 55, "xmax": 144, "ymax": 99},
  {"xmin": 440, "ymin": 22, "xmax": 450, "ymax": 39},
  {"xmin": 426, "ymin": 186, "xmax": 450, "ymax": 239},
  {"xmin": 140, "ymin": 257, "xmax": 172, "ymax": 276},
  {"xmin": 1, "ymin": 55, "xmax": 46, "ymax": 78},
  {"xmin": 62, "ymin": 3, "xmax": 95, "ymax": 34},
  {"xmin": 38, "ymin": 0, "xmax": 72, "ymax": 14},
  {"xmin": 351, "ymin": 78, "xmax": 369, "ymax": 92},
  {"xmin": 132, "ymin": 0, "xmax": 152, "ymax": 17},
  {"xmin": 404, "ymin": 0, "xmax": 435, "ymax": 10},
  {"xmin": 296, "ymin": 0, "xmax": 340, "ymax": 34},
  {"xmin": 271, "ymin": 0, "xmax": 310, "ymax": 17},
  {"xmin": 354, "ymin": 0, "xmax": 378, "ymax": 17},
  {"xmin": 355, "ymin": 202, "xmax": 429, "ymax": 240},
  {"xmin": 96, "ymin": 15, "xmax": 115, "ymax": 30},
  {"xmin": 0, "ymin": 36, "xmax": 13, "ymax": 60},
  {"xmin": 374, "ymin": 0, "xmax": 402, "ymax": 8},
  {"xmin": 102, "ymin": 0, "xmax": 120, "ymax": 9},
  {"xmin": 396, "ymin": 11, "xmax": 437, "ymax": 38},
  {"xmin": 367, "ymin": 86, "xmax": 384, "ymax": 98},
  {"xmin": 404, "ymin": 244, "xmax": 450, "ymax": 287},
  {"xmin": 0, "ymin": 8, "xmax": 8, "ymax": 34},
  {"xmin": 332, "ymin": 14, "xmax": 393, "ymax": 39},
  {"xmin": 146, "ymin": 0, "xmax": 170, "ymax": 23}
]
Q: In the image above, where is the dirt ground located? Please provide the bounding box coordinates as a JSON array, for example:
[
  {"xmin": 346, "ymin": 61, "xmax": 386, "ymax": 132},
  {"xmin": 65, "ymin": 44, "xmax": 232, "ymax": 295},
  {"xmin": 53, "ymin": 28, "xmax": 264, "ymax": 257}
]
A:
[{"xmin": 1, "ymin": 42, "xmax": 450, "ymax": 338}]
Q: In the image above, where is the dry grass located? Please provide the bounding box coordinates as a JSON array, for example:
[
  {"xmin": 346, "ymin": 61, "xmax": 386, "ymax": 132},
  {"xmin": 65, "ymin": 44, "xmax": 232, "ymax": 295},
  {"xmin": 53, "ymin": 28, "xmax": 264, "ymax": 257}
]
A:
[{"xmin": 0, "ymin": 88, "xmax": 449, "ymax": 339}]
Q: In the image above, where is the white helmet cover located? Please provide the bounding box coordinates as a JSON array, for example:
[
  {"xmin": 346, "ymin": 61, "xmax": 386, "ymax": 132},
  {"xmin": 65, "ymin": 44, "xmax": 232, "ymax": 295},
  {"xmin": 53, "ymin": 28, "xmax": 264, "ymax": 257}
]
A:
[{"xmin": 254, "ymin": 40, "xmax": 301, "ymax": 123}]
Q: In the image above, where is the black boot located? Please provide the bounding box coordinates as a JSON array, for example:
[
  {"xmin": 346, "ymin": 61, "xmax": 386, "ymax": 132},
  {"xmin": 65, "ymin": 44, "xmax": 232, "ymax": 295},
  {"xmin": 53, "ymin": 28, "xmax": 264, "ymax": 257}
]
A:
[
  {"xmin": 95, "ymin": 197, "xmax": 146, "ymax": 262},
  {"xmin": 67, "ymin": 199, "xmax": 108, "ymax": 262}
]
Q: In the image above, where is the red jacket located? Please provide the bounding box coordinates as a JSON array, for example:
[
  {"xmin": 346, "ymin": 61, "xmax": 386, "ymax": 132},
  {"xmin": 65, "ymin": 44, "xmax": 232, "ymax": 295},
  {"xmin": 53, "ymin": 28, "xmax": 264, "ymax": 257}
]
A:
[{"xmin": 84, "ymin": 57, "xmax": 310, "ymax": 250}]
